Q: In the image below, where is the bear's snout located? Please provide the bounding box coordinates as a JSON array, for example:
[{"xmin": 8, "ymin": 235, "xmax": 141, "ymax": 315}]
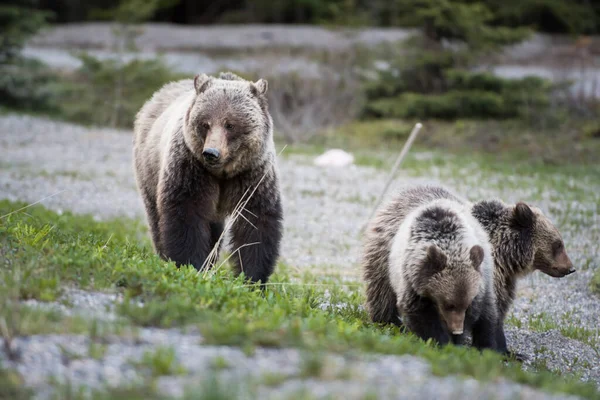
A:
[
  {"xmin": 442, "ymin": 310, "xmax": 465, "ymax": 335},
  {"xmin": 202, "ymin": 148, "xmax": 221, "ymax": 163}
]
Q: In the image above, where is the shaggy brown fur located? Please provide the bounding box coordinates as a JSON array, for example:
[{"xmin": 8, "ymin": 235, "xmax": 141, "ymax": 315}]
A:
[
  {"xmin": 363, "ymin": 186, "xmax": 499, "ymax": 351},
  {"xmin": 362, "ymin": 186, "xmax": 463, "ymax": 325},
  {"xmin": 362, "ymin": 185, "xmax": 575, "ymax": 357},
  {"xmin": 471, "ymin": 199, "xmax": 575, "ymax": 355},
  {"xmin": 133, "ymin": 72, "xmax": 283, "ymax": 284}
]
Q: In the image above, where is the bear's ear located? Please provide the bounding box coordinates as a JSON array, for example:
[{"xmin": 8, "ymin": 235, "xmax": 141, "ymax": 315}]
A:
[
  {"xmin": 511, "ymin": 202, "xmax": 535, "ymax": 229},
  {"xmin": 251, "ymin": 79, "xmax": 268, "ymax": 96},
  {"xmin": 469, "ymin": 245, "xmax": 484, "ymax": 271},
  {"xmin": 424, "ymin": 245, "xmax": 447, "ymax": 274},
  {"xmin": 194, "ymin": 74, "xmax": 211, "ymax": 95}
]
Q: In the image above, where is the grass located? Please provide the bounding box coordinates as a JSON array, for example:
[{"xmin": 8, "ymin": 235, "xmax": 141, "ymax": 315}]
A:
[
  {"xmin": 0, "ymin": 366, "xmax": 31, "ymax": 400},
  {"xmin": 135, "ymin": 346, "xmax": 187, "ymax": 377},
  {"xmin": 1, "ymin": 200, "xmax": 600, "ymax": 398},
  {"xmin": 309, "ymin": 118, "xmax": 600, "ymax": 166},
  {"xmin": 513, "ymin": 311, "xmax": 600, "ymax": 355},
  {"xmin": 591, "ymin": 269, "xmax": 600, "ymax": 296}
]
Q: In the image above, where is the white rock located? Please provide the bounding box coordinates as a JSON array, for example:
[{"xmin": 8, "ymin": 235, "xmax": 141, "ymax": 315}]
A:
[{"xmin": 313, "ymin": 149, "xmax": 354, "ymax": 168}]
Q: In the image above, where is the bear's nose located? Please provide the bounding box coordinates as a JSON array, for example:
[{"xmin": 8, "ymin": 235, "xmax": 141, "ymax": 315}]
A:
[{"xmin": 202, "ymin": 148, "xmax": 220, "ymax": 162}]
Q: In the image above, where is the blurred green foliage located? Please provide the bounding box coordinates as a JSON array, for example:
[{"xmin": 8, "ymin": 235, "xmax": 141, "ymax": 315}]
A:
[
  {"xmin": 0, "ymin": 0, "xmax": 54, "ymax": 110},
  {"xmin": 37, "ymin": 0, "xmax": 600, "ymax": 34},
  {"xmin": 361, "ymin": 1, "xmax": 556, "ymax": 120},
  {"xmin": 364, "ymin": 70, "xmax": 553, "ymax": 120},
  {"xmin": 1, "ymin": 0, "xmax": 186, "ymax": 127},
  {"xmin": 49, "ymin": 54, "xmax": 186, "ymax": 128}
]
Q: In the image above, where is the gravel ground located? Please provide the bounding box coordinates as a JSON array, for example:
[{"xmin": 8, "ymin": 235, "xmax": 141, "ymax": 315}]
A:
[
  {"xmin": 4, "ymin": 332, "xmax": 579, "ymax": 400},
  {"xmin": 1, "ymin": 114, "xmax": 599, "ymax": 398},
  {"xmin": 28, "ymin": 23, "xmax": 414, "ymax": 52}
]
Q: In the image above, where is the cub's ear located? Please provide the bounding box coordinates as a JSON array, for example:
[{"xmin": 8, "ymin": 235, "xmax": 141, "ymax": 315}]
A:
[
  {"xmin": 424, "ymin": 245, "xmax": 447, "ymax": 274},
  {"xmin": 469, "ymin": 245, "xmax": 484, "ymax": 271},
  {"xmin": 251, "ymin": 78, "xmax": 268, "ymax": 96},
  {"xmin": 194, "ymin": 74, "xmax": 211, "ymax": 95},
  {"xmin": 511, "ymin": 202, "xmax": 535, "ymax": 229}
]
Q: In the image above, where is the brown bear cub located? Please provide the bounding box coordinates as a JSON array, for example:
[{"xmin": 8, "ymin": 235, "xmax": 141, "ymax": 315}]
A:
[
  {"xmin": 363, "ymin": 185, "xmax": 575, "ymax": 357},
  {"xmin": 133, "ymin": 71, "xmax": 283, "ymax": 284},
  {"xmin": 363, "ymin": 187, "xmax": 499, "ymax": 350},
  {"xmin": 471, "ymin": 198, "xmax": 575, "ymax": 357}
]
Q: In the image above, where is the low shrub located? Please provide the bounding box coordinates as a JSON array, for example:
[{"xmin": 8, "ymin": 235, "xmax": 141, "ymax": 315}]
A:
[{"xmin": 50, "ymin": 53, "xmax": 186, "ymax": 128}]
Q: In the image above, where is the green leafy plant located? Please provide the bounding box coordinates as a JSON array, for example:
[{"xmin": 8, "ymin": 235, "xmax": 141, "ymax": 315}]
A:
[
  {"xmin": 361, "ymin": 0, "xmax": 557, "ymax": 121},
  {"xmin": 50, "ymin": 54, "xmax": 186, "ymax": 128},
  {"xmin": 0, "ymin": 0, "xmax": 55, "ymax": 110},
  {"xmin": 1, "ymin": 198, "xmax": 600, "ymax": 399}
]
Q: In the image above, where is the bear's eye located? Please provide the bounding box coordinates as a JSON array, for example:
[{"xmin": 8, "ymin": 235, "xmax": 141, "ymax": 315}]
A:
[
  {"xmin": 201, "ymin": 122, "xmax": 210, "ymax": 130},
  {"xmin": 224, "ymin": 122, "xmax": 234, "ymax": 130},
  {"xmin": 444, "ymin": 304, "xmax": 456, "ymax": 312},
  {"xmin": 552, "ymin": 240, "xmax": 563, "ymax": 256}
]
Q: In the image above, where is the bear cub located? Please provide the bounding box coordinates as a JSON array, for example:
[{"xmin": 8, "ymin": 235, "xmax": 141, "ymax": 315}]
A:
[
  {"xmin": 133, "ymin": 71, "xmax": 283, "ymax": 284},
  {"xmin": 362, "ymin": 185, "xmax": 576, "ymax": 358},
  {"xmin": 471, "ymin": 198, "xmax": 575, "ymax": 357},
  {"xmin": 364, "ymin": 189, "xmax": 499, "ymax": 350}
]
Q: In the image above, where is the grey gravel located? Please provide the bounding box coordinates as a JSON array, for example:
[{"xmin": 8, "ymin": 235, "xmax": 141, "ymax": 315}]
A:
[
  {"xmin": 0, "ymin": 334, "xmax": 580, "ymax": 400},
  {"xmin": 1, "ymin": 114, "xmax": 599, "ymax": 397},
  {"xmin": 23, "ymin": 288, "xmax": 123, "ymax": 322},
  {"xmin": 28, "ymin": 22, "xmax": 414, "ymax": 52}
]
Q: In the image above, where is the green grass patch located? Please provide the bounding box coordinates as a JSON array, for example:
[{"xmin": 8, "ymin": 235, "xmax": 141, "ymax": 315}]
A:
[
  {"xmin": 0, "ymin": 365, "xmax": 32, "ymax": 400},
  {"xmin": 310, "ymin": 118, "xmax": 600, "ymax": 167},
  {"xmin": 1, "ymin": 200, "xmax": 600, "ymax": 398},
  {"xmin": 134, "ymin": 346, "xmax": 187, "ymax": 378},
  {"xmin": 591, "ymin": 269, "xmax": 600, "ymax": 297},
  {"xmin": 518, "ymin": 311, "xmax": 599, "ymax": 354}
]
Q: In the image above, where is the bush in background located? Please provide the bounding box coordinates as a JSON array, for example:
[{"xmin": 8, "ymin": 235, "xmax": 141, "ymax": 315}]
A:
[
  {"xmin": 50, "ymin": 54, "xmax": 185, "ymax": 128},
  {"xmin": 365, "ymin": 70, "xmax": 552, "ymax": 120},
  {"xmin": 0, "ymin": 0, "xmax": 54, "ymax": 111},
  {"xmin": 361, "ymin": 0, "xmax": 557, "ymax": 121}
]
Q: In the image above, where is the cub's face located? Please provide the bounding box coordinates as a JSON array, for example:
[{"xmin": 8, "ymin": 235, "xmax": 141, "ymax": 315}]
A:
[
  {"xmin": 419, "ymin": 245, "xmax": 484, "ymax": 336},
  {"xmin": 184, "ymin": 73, "xmax": 271, "ymax": 176},
  {"xmin": 510, "ymin": 203, "xmax": 575, "ymax": 278},
  {"xmin": 531, "ymin": 207, "xmax": 575, "ymax": 278}
]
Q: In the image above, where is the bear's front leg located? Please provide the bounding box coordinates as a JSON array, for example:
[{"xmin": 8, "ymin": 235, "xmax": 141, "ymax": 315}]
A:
[
  {"xmin": 230, "ymin": 171, "xmax": 283, "ymax": 284},
  {"xmin": 471, "ymin": 312, "xmax": 498, "ymax": 352},
  {"xmin": 403, "ymin": 303, "xmax": 450, "ymax": 346},
  {"xmin": 156, "ymin": 162, "xmax": 219, "ymax": 271}
]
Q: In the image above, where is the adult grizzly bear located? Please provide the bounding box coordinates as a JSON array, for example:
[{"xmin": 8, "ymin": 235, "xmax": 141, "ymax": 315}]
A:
[{"xmin": 133, "ymin": 72, "xmax": 283, "ymax": 284}]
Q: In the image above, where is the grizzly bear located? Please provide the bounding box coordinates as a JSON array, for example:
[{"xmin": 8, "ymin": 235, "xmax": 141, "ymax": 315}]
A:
[
  {"xmin": 363, "ymin": 185, "xmax": 575, "ymax": 357},
  {"xmin": 133, "ymin": 71, "xmax": 283, "ymax": 284},
  {"xmin": 471, "ymin": 199, "xmax": 575, "ymax": 357},
  {"xmin": 364, "ymin": 188, "xmax": 499, "ymax": 350}
]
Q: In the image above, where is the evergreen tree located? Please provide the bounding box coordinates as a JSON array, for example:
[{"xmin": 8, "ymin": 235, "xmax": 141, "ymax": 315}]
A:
[
  {"xmin": 363, "ymin": 0, "xmax": 552, "ymax": 120},
  {"xmin": 0, "ymin": 0, "xmax": 52, "ymax": 109}
]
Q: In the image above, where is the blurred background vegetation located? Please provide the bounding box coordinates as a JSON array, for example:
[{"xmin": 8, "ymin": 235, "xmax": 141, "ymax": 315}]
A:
[{"xmin": 2, "ymin": 0, "xmax": 600, "ymax": 164}]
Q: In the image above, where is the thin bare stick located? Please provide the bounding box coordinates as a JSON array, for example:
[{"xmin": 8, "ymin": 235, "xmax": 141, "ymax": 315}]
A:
[
  {"xmin": 360, "ymin": 122, "xmax": 423, "ymax": 233},
  {"xmin": 240, "ymin": 206, "xmax": 257, "ymax": 218},
  {"xmin": 203, "ymin": 241, "xmax": 261, "ymax": 279},
  {"xmin": 102, "ymin": 234, "xmax": 114, "ymax": 250},
  {"xmin": 234, "ymin": 282, "xmax": 362, "ymax": 289},
  {"xmin": 235, "ymin": 209, "xmax": 257, "ymax": 230},
  {"xmin": 0, "ymin": 190, "xmax": 68, "ymax": 220}
]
